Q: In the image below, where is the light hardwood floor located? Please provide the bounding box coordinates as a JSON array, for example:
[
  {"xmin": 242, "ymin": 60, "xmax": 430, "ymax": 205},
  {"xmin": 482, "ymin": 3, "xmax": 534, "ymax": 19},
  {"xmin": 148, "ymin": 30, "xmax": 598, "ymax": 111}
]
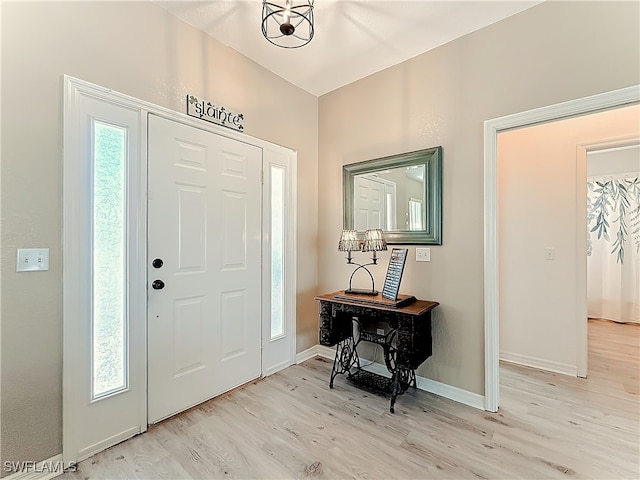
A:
[{"xmin": 63, "ymin": 319, "xmax": 639, "ymax": 479}]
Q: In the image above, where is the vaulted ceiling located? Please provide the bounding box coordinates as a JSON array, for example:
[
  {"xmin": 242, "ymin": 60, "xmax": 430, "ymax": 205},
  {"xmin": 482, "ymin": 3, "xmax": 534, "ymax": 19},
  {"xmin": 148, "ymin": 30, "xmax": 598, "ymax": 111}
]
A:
[{"xmin": 155, "ymin": 1, "xmax": 544, "ymax": 96}]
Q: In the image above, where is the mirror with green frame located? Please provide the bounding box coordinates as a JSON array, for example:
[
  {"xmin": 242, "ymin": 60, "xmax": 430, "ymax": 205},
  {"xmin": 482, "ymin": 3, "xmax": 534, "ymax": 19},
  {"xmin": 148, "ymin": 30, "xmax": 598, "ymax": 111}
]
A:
[{"xmin": 343, "ymin": 147, "xmax": 442, "ymax": 245}]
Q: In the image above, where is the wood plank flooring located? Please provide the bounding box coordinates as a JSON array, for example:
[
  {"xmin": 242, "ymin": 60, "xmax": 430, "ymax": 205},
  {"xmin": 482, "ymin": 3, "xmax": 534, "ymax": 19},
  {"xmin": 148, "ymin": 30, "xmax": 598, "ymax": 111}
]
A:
[{"xmin": 62, "ymin": 319, "xmax": 639, "ymax": 479}]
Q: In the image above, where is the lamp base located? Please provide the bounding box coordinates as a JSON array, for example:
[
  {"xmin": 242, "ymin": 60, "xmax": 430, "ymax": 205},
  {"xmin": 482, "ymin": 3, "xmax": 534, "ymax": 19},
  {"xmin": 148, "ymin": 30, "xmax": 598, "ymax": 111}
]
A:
[{"xmin": 344, "ymin": 288, "xmax": 378, "ymax": 296}]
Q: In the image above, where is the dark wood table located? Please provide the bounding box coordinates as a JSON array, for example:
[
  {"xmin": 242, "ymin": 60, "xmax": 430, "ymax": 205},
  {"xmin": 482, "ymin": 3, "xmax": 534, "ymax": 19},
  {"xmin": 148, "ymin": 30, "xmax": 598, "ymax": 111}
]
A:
[{"xmin": 315, "ymin": 291, "xmax": 439, "ymax": 413}]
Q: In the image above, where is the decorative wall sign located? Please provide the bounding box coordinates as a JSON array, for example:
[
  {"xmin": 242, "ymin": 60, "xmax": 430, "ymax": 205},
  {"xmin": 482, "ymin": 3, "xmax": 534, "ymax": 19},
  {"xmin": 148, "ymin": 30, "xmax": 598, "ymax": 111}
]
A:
[
  {"xmin": 382, "ymin": 248, "xmax": 408, "ymax": 301},
  {"xmin": 187, "ymin": 95, "xmax": 244, "ymax": 132}
]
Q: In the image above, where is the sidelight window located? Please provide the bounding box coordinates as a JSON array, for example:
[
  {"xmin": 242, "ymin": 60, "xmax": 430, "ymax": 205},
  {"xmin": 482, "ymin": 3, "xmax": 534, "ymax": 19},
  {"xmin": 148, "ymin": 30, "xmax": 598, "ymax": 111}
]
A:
[
  {"xmin": 270, "ymin": 165, "xmax": 286, "ymax": 339},
  {"xmin": 92, "ymin": 121, "xmax": 128, "ymax": 399}
]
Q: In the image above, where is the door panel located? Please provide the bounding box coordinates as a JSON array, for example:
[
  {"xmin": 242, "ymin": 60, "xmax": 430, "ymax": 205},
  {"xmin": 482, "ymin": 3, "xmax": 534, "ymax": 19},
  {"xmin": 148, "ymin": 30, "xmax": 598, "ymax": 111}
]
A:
[
  {"xmin": 220, "ymin": 290, "xmax": 247, "ymax": 359},
  {"xmin": 354, "ymin": 176, "xmax": 385, "ymax": 230},
  {"xmin": 147, "ymin": 114, "xmax": 262, "ymax": 423},
  {"xmin": 173, "ymin": 296, "xmax": 206, "ymax": 376},
  {"xmin": 222, "ymin": 191, "xmax": 248, "ymax": 267},
  {"xmin": 177, "ymin": 185, "xmax": 207, "ymax": 270}
]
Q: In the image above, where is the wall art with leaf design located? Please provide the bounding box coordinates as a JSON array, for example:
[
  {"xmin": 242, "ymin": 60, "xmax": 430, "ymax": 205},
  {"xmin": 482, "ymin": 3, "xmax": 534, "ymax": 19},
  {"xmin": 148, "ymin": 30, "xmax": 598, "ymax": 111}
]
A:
[{"xmin": 587, "ymin": 174, "xmax": 640, "ymax": 264}]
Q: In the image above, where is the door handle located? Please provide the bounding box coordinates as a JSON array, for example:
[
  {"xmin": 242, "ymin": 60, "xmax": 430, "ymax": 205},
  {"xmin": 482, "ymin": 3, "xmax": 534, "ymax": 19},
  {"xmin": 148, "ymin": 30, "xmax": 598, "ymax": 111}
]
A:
[
  {"xmin": 152, "ymin": 279, "xmax": 165, "ymax": 290},
  {"xmin": 152, "ymin": 258, "xmax": 163, "ymax": 268}
]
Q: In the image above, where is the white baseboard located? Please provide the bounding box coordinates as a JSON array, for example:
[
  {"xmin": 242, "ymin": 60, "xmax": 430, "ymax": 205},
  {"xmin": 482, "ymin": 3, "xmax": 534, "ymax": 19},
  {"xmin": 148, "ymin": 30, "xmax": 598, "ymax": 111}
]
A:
[
  {"xmin": 2, "ymin": 455, "xmax": 70, "ymax": 480},
  {"xmin": 297, "ymin": 345, "xmax": 485, "ymax": 411},
  {"xmin": 315, "ymin": 345, "xmax": 335, "ymax": 360},
  {"xmin": 359, "ymin": 360, "xmax": 486, "ymax": 411},
  {"xmin": 416, "ymin": 374, "xmax": 486, "ymax": 411},
  {"xmin": 295, "ymin": 344, "xmax": 334, "ymax": 364},
  {"xmin": 500, "ymin": 350, "xmax": 577, "ymax": 377}
]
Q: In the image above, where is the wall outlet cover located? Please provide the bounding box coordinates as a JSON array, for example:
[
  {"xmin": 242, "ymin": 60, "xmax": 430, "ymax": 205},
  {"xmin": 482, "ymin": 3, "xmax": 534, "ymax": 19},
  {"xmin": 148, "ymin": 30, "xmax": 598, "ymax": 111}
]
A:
[
  {"xmin": 416, "ymin": 247, "xmax": 431, "ymax": 262},
  {"xmin": 16, "ymin": 248, "xmax": 49, "ymax": 272},
  {"xmin": 544, "ymin": 247, "xmax": 555, "ymax": 261}
]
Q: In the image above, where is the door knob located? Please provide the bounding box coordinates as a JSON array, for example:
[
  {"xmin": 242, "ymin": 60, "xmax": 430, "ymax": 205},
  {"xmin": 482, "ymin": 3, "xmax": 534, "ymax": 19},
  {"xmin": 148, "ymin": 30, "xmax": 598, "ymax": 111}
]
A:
[
  {"xmin": 152, "ymin": 258, "xmax": 163, "ymax": 268},
  {"xmin": 152, "ymin": 279, "xmax": 165, "ymax": 290}
]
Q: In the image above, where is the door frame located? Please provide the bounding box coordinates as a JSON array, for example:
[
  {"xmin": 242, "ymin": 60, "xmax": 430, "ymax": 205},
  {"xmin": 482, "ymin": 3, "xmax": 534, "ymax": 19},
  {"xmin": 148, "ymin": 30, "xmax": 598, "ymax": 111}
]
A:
[
  {"xmin": 63, "ymin": 76, "xmax": 297, "ymax": 461},
  {"xmin": 62, "ymin": 78, "xmax": 148, "ymax": 463},
  {"xmin": 483, "ymin": 84, "xmax": 640, "ymax": 412},
  {"xmin": 261, "ymin": 145, "xmax": 298, "ymax": 376}
]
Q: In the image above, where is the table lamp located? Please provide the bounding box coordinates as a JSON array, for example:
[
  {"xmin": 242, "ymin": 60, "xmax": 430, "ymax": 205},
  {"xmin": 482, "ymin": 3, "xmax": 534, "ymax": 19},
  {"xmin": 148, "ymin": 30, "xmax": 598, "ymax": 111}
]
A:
[{"xmin": 338, "ymin": 228, "xmax": 387, "ymax": 295}]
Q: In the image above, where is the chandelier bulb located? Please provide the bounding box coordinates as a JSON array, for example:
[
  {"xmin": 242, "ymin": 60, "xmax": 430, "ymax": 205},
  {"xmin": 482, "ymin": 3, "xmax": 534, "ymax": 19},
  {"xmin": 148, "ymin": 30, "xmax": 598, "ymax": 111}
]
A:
[{"xmin": 281, "ymin": 3, "xmax": 293, "ymax": 35}]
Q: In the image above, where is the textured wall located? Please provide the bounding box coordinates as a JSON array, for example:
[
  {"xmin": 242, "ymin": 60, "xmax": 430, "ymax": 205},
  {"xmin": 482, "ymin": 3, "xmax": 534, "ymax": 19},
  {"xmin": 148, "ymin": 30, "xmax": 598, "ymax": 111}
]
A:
[
  {"xmin": 318, "ymin": 0, "xmax": 639, "ymax": 395},
  {"xmin": 1, "ymin": 0, "xmax": 318, "ymax": 467}
]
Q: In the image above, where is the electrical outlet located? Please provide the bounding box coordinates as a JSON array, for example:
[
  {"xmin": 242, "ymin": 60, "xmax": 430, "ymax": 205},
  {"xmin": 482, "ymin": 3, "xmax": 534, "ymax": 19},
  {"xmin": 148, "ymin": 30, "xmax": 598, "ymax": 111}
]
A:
[
  {"xmin": 16, "ymin": 248, "xmax": 49, "ymax": 272},
  {"xmin": 416, "ymin": 247, "xmax": 431, "ymax": 262},
  {"xmin": 544, "ymin": 247, "xmax": 555, "ymax": 261}
]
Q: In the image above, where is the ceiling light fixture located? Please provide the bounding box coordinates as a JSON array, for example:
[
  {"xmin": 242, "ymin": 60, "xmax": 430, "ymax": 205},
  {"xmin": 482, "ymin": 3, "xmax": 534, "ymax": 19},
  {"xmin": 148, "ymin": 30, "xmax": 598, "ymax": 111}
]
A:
[{"xmin": 262, "ymin": 0, "xmax": 314, "ymax": 49}]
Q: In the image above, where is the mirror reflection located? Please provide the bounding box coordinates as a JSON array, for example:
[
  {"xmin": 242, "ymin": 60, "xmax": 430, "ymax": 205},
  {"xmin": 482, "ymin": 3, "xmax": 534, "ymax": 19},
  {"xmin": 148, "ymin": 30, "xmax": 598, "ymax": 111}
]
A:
[
  {"xmin": 343, "ymin": 147, "xmax": 442, "ymax": 245},
  {"xmin": 353, "ymin": 165, "xmax": 426, "ymax": 232}
]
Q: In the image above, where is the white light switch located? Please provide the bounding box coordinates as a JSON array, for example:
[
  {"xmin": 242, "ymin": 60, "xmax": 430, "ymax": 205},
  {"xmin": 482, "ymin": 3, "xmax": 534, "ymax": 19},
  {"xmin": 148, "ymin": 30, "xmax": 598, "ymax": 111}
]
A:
[
  {"xmin": 416, "ymin": 247, "xmax": 431, "ymax": 262},
  {"xmin": 544, "ymin": 247, "xmax": 555, "ymax": 261},
  {"xmin": 16, "ymin": 248, "xmax": 49, "ymax": 272}
]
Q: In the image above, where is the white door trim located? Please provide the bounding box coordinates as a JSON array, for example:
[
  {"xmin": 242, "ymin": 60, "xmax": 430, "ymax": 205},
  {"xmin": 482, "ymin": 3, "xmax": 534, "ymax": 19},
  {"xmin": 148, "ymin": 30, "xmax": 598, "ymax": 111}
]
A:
[
  {"xmin": 63, "ymin": 75, "xmax": 297, "ymax": 462},
  {"xmin": 63, "ymin": 84, "xmax": 148, "ymax": 463},
  {"xmin": 261, "ymin": 146, "xmax": 298, "ymax": 376},
  {"xmin": 483, "ymin": 85, "xmax": 640, "ymax": 412}
]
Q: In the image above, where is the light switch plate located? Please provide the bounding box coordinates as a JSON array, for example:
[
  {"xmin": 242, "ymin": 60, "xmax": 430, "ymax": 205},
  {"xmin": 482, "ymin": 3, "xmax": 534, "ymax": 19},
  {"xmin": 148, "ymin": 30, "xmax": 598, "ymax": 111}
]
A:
[
  {"xmin": 16, "ymin": 248, "xmax": 49, "ymax": 272},
  {"xmin": 416, "ymin": 247, "xmax": 431, "ymax": 262},
  {"xmin": 544, "ymin": 247, "xmax": 555, "ymax": 261}
]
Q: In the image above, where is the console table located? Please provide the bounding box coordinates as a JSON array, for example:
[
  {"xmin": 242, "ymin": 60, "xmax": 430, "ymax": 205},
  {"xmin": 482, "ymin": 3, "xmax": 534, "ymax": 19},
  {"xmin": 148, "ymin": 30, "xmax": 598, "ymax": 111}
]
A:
[{"xmin": 315, "ymin": 291, "xmax": 439, "ymax": 413}]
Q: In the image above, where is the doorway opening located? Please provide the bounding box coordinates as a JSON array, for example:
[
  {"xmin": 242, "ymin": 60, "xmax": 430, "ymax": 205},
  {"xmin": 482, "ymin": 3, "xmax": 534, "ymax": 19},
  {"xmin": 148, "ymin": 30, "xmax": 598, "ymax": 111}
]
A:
[
  {"xmin": 496, "ymin": 106, "xmax": 639, "ymax": 383},
  {"xmin": 483, "ymin": 85, "xmax": 640, "ymax": 412},
  {"xmin": 586, "ymin": 144, "xmax": 640, "ymax": 327}
]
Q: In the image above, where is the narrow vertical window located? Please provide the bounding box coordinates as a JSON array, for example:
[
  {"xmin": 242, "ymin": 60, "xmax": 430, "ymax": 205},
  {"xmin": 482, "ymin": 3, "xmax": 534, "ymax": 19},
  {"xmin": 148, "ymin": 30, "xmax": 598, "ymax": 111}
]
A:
[
  {"xmin": 270, "ymin": 166, "xmax": 286, "ymax": 339},
  {"xmin": 408, "ymin": 198, "xmax": 423, "ymax": 231},
  {"xmin": 92, "ymin": 121, "xmax": 128, "ymax": 399},
  {"xmin": 386, "ymin": 192, "xmax": 393, "ymax": 230}
]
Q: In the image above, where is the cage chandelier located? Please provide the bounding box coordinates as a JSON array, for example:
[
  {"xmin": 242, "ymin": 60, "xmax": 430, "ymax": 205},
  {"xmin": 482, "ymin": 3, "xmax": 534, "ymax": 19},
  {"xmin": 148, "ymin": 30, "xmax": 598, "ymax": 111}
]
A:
[{"xmin": 262, "ymin": 0, "xmax": 314, "ymax": 48}]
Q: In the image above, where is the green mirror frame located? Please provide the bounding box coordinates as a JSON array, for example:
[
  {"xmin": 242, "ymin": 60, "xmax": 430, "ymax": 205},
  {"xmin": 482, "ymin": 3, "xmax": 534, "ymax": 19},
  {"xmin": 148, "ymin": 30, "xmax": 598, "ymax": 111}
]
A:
[{"xmin": 343, "ymin": 146, "xmax": 442, "ymax": 245}]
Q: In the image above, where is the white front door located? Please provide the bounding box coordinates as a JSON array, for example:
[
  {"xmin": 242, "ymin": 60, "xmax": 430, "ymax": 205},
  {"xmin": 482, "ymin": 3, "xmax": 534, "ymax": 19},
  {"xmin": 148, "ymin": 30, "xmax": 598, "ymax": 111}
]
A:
[{"xmin": 147, "ymin": 114, "xmax": 262, "ymax": 423}]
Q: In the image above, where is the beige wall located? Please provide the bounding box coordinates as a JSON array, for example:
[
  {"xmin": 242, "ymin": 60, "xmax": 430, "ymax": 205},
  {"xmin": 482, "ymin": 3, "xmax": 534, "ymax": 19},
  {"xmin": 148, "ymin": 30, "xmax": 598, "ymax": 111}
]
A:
[
  {"xmin": 498, "ymin": 106, "xmax": 640, "ymax": 374},
  {"xmin": 318, "ymin": 0, "xmax": 639, "ymax": 395},
  {"xmin": 0, "ymin": 1, "xmax": 318, "ymax": 466}
]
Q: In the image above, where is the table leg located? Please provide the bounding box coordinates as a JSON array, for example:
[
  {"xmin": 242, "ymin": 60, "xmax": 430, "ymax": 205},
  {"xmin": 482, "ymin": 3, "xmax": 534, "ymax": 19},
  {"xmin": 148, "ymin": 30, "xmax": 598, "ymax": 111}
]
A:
[
  {"xmin": 389, "ymin": 367, "xmax": 414, "ymax": 413},
  {"xmin": 390, "ymin": 372, "xmax": 399, "ymax": 413},
  {"xmin": 329, "ymin": 335, "xmax": 358, "ymax": 388}
]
